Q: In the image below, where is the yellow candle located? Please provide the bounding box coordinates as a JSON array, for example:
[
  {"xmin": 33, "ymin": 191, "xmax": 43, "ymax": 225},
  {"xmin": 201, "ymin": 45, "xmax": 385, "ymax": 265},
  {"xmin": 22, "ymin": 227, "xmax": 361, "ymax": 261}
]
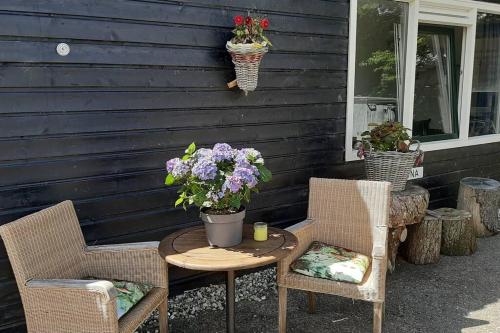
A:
[{"xmin": 254, "ymin": 222, "xmax": 268, "ymax": 241}]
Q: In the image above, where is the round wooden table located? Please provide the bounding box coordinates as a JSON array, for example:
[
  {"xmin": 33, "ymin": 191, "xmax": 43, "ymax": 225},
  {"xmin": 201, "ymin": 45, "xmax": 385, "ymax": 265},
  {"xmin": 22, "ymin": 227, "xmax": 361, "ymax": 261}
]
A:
[{"xmin": 158, "ymin": 224, "xmax": 298, "ymax": 333}]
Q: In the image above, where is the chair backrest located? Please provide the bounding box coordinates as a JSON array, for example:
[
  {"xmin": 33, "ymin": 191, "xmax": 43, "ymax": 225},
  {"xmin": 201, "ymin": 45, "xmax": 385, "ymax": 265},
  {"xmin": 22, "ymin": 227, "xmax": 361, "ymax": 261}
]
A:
[
  {"xmin": 0, "ymin": 201, "xmax": 86, "ymax": 287},
  {"xmin": 307, "ymin": 178, "xmax": 391, "ymax": 256}
]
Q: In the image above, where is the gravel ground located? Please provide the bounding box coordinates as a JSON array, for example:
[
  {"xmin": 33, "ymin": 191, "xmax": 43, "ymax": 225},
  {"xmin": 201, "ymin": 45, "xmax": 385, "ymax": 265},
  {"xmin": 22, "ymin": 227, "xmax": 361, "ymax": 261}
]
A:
[{"xmin": 137, "ymin": 235, "xmax": 500, "ymax": 333}]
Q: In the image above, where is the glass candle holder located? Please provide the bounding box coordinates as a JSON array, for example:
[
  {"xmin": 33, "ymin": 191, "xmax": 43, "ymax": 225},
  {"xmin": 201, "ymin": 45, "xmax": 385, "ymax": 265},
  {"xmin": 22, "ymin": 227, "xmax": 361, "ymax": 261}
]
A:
[{"xmin": 254, "ymin": 222, "xmax": 268, "ymax": 241}]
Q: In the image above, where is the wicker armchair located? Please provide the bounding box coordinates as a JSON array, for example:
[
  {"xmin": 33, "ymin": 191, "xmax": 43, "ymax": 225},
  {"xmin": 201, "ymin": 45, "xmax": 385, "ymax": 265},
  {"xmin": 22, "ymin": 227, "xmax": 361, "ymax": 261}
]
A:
[
  {"xmin": 0, "ymin": 201, "xmax": 168, "ymax": 333},
  {"xmin": 277, "ymin": 178, "xmax": 391, "ymax": 333}
]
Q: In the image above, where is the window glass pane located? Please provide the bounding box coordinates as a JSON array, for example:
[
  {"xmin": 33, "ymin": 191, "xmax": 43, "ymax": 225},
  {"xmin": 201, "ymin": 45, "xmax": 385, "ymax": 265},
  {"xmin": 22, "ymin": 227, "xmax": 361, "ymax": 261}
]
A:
[
  {"xmin": 413, "ymin": 26, "xmax": 462, "ymax": 141},
  {"xmin": 352, "ymin": 0, "xmax": 408, "ymax": 145},
  {"xmin": 470, "ymin": 13, "xmax": 500, "ymax": 137}
]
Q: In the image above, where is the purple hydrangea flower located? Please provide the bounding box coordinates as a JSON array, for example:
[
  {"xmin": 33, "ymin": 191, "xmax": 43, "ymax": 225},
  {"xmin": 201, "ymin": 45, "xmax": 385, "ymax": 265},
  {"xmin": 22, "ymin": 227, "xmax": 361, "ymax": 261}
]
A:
[
  {"xmin": 166, "ymin": 158, "xmax": 179, "ymax": 173},
  {"xmin": 166, "ymin": 158, "xmax": 190, "ymax": 178},
  {"xmin": 241, "ymin": 148, "xmax": 261, "ymax": 158},
  {"xmin": 235, "ymin": 149, "xmax": 262, "ymax": 171},
  {"xmin": 233, "ymin": 166, "xmax": 258, "ymax": 188},
  {"xmin": 206, "ymin": 191, "xmax": 221, "ymax": 203},
  {"xmin": 192, "ymin": 158, "xmax": 217, "ymax": 180},
  {"xmin": 222, "ymin": 175, "xmax": 243, "ymax": 193},
  {"xmin": 250, "ymin": 164, "xmax": 259, "ymax": 176},
  {"xmin": 234, "ymin": 152, "xmax": 260, "ymax": 177},
  {"xmin": 212, "ymin": 143, "xmax": 234, "ymax": 162},
  {"xmin": 234, "ymin": 150, "xmax": 248, "ymax": 165},
  {"xmin": 240, "ymin": 148, "xmax": 263, "ymax": 162},
  {"xmin": 194, "ymin": 148, "xmax": 213, "ymax": 160}
]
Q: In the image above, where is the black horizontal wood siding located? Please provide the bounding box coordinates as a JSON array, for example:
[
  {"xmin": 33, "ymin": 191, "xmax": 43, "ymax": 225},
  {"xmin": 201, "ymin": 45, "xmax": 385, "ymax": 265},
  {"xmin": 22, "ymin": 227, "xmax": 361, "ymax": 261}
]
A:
[
  {"xmin": 0, "ymin": 1, "xmax": 499, "ymax": 332},
  {"xmin": 0, "ymin": 0, "xmax": 348, "ymax": 330}
]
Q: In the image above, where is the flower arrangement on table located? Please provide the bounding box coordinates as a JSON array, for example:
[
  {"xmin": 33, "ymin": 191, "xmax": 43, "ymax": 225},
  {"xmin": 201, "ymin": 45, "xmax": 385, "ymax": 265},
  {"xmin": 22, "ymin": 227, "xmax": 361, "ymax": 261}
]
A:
[
  {"xmin": 227, "ymin": 15, "xmax": 272, "ymax": 94},
  {"xmin": 165, "ymin": 143, "xmax": 272, "ymax": 247},
  {"xmin": 356, "ymin": 121, "xmax": 423, "ymax": 191},
  {"xmin": 165, "ymin": 143, "xmax": 272, "ymax": 213}
]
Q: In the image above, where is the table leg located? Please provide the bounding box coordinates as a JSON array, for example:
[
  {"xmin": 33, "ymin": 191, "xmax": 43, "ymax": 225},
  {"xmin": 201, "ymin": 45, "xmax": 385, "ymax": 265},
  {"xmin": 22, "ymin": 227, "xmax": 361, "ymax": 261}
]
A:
[{"xmin": 226, "ymin": 270, "xmax": 235, "ymax": 333}]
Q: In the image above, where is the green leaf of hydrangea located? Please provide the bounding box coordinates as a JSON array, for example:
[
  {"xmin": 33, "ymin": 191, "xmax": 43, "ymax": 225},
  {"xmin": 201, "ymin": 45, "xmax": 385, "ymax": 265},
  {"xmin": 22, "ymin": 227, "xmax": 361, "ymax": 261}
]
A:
[
  {"xmin": 256, "ymin": 164, "xmax": 272, "ymax": 182},
  {"xmin": 175, "ymin": 197, "xmax": 184, "ymax": 207},
  {"xmin": 185, "ymin": 142, "xmax": 196, "ymax": 155},
  {"xmin": 229, "ymin": 196, "xmax": 241, "ymax": 209},
  {"xmin": 243, "ymin": 187, "xmax": 251, "ymax": 202},
  {"xmin": 193, "ymin": 191, "xmax": 207, "ymax": 206},
  {"xmin": 165, "ymin": 174, "xmax": 175, "ymax": 185}
]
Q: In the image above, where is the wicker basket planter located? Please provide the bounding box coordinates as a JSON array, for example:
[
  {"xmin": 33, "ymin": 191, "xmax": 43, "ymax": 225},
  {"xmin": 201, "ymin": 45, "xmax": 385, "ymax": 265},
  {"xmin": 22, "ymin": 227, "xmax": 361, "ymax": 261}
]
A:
[
  {"xmin": 226, "ymin": 41, "xmax": 268, "ymax": 94},
  {"xmin": 364, "ymin": 142, "xmax": 421, "ymax": 192}
]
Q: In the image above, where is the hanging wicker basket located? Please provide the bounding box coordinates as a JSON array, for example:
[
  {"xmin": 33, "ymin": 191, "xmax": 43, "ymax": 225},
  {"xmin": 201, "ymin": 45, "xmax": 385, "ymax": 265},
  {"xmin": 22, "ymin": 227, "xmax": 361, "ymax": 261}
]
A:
[
  {"xmin": 364, "ymin": 141, "xmax": 422, "ymax": 192},
  {"xmin": 226, "ymin": 41, "xmax": 268, "ymax": 94}
]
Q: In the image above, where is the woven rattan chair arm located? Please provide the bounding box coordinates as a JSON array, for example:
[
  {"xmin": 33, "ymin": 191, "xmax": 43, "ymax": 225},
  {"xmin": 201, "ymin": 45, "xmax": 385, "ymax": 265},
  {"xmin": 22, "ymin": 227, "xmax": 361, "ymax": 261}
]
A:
[
  {"xmin": 372, "ymin": 224, "xmax": 388, "ymax": 259},
  {"xmin": 372, "ymin": 245, "xmax": 386, "ymax": 259},
  {"xmin": 278, "ymin": 219, "xmax": 316, "ymax": 278},
  {"xmin": 370, "ymin": 255, "xmax": 388, "ymax": 301},
  {"xmin": 86, "ymin": 241, "xmax": 160, "ymax": 252},
  {"xmin": 25, "ymin": 279, "xmax": 119, "ymax": 332},
  {"xmin": 370, "ymin": 225, "xmax": 388, "ymax": 301},
  {"xmin": 26, "ymin": 279, "xmax": 117, "ymax": 301},
  {"xmin": 285, "ymin": 219, "xmax": 315, "ymax": 235},
  {"xmin": 84, "ymin": 242, "xmax": 168, "ymax": 289}
]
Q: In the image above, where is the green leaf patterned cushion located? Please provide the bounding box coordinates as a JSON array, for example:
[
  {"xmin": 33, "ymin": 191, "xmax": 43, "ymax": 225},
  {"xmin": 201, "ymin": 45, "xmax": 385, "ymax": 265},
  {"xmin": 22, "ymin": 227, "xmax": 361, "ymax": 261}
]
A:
[
  {"xmin": 290, "ymin": 241, "xmax": 371, "ymax": 284},
  {"xmin": 85, "ymin": 277, "xmax": 153, "ymax": 319},
  {"xmin": 112, "ymin": 279, "xmax": 153, "ymax": 318}
]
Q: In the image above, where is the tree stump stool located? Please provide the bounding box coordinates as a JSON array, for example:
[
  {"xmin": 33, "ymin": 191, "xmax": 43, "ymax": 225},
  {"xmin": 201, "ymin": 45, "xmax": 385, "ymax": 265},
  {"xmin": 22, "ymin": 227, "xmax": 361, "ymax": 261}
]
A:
[
  {"xmin": 402, "ymin": 212, "xmax": 442, "ymax": 264},
  {"xmin": 388, "ymin": 185, "xmax": 430, "ymax": 272},
  {"xmin": 457, "ymin": 177, "xmax": 500, "ymax": 237},
  {"xmin": 435, "ymin": 208, "xmax": 476, "ymax": 256}
]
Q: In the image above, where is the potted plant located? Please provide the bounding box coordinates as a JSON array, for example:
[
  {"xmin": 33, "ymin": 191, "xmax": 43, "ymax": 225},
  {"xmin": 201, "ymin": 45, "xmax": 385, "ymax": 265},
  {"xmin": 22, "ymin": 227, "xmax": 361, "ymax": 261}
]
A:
[
  {"xmin": 226, "ymin": 15, "xmax": 272, "ymax": 95},
  {"xmin": 165, "ymin": 143, "xmax": 272, "ymax": 247},
  {"xmin": 357, "ymin": 121, "xmax": 423, "ymax": 191}
]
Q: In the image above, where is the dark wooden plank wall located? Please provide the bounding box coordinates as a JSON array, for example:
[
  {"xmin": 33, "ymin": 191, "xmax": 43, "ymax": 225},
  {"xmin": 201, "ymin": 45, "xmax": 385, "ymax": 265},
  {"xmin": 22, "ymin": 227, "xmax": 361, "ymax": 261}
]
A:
[
  {"xmin": 0, "ymin": 0, "xmax": 349, "ymax": 330},
  {"xmin": 0, "ymin": 0, "xmax": 499, "ymax": 331}
]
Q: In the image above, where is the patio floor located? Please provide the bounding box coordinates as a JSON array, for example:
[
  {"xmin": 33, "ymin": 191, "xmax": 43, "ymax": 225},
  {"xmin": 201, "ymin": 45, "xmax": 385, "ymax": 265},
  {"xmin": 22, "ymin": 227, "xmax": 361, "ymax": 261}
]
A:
[{"xmin": 166, "ymin": 234, "xmax": 500, "ymax": 333}]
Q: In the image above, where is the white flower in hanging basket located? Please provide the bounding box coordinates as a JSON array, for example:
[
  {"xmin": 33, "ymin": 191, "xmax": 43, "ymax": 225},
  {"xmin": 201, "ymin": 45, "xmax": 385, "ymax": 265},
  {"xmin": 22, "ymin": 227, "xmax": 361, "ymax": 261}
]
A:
[{"xmin": 227, "ymin": 15, "xmax": 272, "ymax": 95}]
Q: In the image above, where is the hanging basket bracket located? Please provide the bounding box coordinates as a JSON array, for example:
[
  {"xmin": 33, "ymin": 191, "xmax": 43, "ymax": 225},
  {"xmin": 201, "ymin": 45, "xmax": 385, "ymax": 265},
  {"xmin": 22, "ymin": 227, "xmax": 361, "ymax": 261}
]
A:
[{"xmin": 227, "ymin": 79, "xmax": 238, "ymax": 89}]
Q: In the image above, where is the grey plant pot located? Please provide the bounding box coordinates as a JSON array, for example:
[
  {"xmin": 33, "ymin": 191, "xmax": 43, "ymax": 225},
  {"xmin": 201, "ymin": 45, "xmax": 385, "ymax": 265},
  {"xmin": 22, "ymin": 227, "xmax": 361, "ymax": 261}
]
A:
[{"xmin": 200, "ymin": 208, "xmax": 245, "ymax": 247}]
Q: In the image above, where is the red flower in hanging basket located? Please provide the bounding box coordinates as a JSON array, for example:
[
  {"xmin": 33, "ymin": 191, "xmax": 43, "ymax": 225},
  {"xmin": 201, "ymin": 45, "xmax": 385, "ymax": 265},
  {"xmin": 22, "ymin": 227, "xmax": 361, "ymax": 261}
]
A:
[
  {"xmin": 229, "ymin": 14, "xmax": 272, "ymax": 47},
  {"xmin": 260, "ymin": 18, "xmax": 269, "ymax": 29},
  {"xmin": 234, "ymin": 15, "xmax": 244, "ymax": 26}
]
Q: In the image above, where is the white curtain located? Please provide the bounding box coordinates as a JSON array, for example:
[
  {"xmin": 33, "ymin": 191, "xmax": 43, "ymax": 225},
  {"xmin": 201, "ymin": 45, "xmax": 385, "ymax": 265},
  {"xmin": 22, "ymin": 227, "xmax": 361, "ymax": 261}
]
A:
[
  {"xmin": 431, "ymin": 35, "xmax": 453, "ymax": 134},
  {"xmin": 396, "ymin": 6, "xmax": 408, "ymax": 122}
]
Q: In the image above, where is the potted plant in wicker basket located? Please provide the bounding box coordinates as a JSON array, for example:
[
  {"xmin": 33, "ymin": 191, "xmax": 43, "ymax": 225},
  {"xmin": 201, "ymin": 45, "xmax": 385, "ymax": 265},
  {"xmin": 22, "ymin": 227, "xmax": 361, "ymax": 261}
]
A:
[
  {"xmin": 165, "ymin": 143, "xmax": 272, "ymax": 247},
  {"xmin": 226, "ymin": 15, "xmax": 272, "ymax": 95},
  {"xmin": 357, "ymin": 121, "xmax": 423, "ymax": 191}
]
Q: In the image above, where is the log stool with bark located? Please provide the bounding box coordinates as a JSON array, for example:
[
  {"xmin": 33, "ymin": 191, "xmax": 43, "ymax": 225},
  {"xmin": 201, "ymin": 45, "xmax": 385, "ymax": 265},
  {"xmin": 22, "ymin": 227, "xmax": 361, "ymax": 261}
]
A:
[
  {"xmin": 388, "ymin": 185, "xmax": 430, "ymax": 271},
  {"xmin": 402, "ymin": 211, "xmax": 442, "ymax": 264},
  {"xmin": 436, "ymin": 208, "xmax": 476, "ymax": 256},
  {"xmin": 457, "ymin": 177, "xmax": 500, "ymax": 237}
]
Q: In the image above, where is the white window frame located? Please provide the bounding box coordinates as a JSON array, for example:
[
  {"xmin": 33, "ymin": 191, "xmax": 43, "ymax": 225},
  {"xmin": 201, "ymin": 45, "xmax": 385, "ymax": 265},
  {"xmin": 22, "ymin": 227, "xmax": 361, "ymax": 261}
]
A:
[{"xmin": 346, "ymin": 0, "xmax": 500, "ymax": 162}]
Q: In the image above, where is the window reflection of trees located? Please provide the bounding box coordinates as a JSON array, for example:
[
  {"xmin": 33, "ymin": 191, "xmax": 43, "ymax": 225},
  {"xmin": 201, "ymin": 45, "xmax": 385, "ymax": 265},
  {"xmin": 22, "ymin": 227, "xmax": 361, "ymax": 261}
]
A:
[{"xmin": 356, "ymin": 1, "xmax": 404, "ymax": 98}]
